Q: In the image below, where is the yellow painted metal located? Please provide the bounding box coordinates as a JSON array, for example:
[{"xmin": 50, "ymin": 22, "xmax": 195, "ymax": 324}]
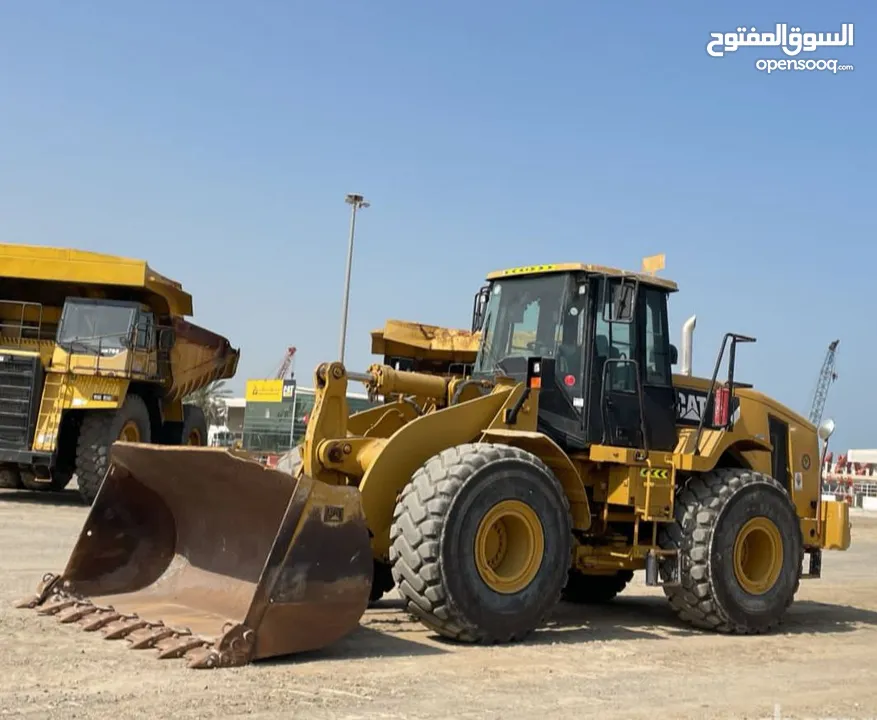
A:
[
  {"xmin": 370, "ymin": 319, "xmax": 480, "ymax": 365},
  {"xmin": 485, "ymin": 262, "xmax": 678, "ymax": 291},
  {"xmin": 641, "ymin": 253, "xmax": 665, "ymax": 275},
  {"xmin": 480, "ymin": 428, "xmax": 592, "ymax": 531},
  {"xmin": 733, "ymin": 517, "xmax": 784, "ymax": 595},
  {"xmin": 119, "ymin": 420, "xmax": 142, "ymax": 443},
  {"xmin": 820, "ymin": 500, "xmax": 851, "ymax": 551},
  {"xmin": 474, "ymin": 500, "xmax": 545, "ymax": 594},
  {"xmin": 0, "ymin": 243, "xmax": 193, "ymax": 316}
]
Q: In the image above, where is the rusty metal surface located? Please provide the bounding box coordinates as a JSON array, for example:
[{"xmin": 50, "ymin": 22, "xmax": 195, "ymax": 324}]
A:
[{"xmin": 15, "ymin": 443, "xmax": 373, "ymax": 669}]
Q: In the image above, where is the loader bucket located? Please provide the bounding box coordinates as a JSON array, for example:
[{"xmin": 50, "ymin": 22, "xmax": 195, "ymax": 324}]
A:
[{"xmin": 15, "ymin": 443, "xmax": 373, "ymax": 669}]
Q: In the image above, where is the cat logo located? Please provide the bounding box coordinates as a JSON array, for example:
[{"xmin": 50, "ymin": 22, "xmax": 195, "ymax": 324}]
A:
[
  {"xmin": 323, "ymin": 505, "xmax": 344, "ymax": 523},
  {"xmin": 639, "ymin": 468, "xmax": 670, "ymax": 479}
]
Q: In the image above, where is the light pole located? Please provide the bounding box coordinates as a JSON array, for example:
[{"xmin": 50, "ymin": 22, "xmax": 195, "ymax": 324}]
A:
[{"xmin": 339, "ymin": 193, "xmax": 369, "ymax": 364}]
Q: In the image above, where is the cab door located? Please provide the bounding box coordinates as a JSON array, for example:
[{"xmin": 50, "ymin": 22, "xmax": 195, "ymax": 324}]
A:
[
  {"xmin": 589, "ymin": 276, "xmax": 645, "ymax": 449},
  {"xmin": 129, "ymin": 311, "xmax": 157, "ymax": 378}
]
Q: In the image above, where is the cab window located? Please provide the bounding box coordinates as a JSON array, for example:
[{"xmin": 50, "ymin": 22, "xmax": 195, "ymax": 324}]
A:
[
  {"xmin": 643, "ymin": 289, "xmax": 671, "ymax": 386},
  {"xmin": 595, "ymin": 283, "xmax": 636, "ymax": 393}
]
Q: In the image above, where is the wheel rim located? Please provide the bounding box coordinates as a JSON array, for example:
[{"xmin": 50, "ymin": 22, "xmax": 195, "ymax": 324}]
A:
[
  {"xmin": 474, "ymin": 499, "xmax": 544, "ymax": 594},
  {"xmin": 733, "ymin": 516, "xmax": 784, "ymax": 595},
  {"xmin": 119, "ymin": 420, "xmax": 141, "ymax": 443},
  {"xmin": 186, "ymin": 428, "xmax": 202, "ymax": 445}
]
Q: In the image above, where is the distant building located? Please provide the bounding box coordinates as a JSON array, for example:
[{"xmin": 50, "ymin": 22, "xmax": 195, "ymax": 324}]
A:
[{"xmin": 227, "ymin": 379, "xmax": 376, "ymax": 454}]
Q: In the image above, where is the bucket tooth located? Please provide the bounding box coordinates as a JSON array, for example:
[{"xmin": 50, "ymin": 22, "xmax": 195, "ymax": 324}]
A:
[
  {"xmin": 81, "ymin": 610, "xmax": 123, "ymax": 632},
  {"xmin": 126, "ymin": 626, "xmax": 177, "ymax": 650},
  {"xmin": 57, "ymin": 603, "xmax": 98, "ymax": 624},
  {"xmin": 36, "ymin": 597, "xmax": 77, "ymax": 615},
  {"xmin": 185, "ymin": 623, "xmax": 256, "ymax": 669},
  {"xmin": 155, "ymin": 636, "xmax": 209, "ymax": 660},
  {"xmin": 103, "ymin": 618, "xmax": 149, "ymax": 640},
  {"xmin": 14, "ymin": 572, "xmax": 62, "ymax": 609}
]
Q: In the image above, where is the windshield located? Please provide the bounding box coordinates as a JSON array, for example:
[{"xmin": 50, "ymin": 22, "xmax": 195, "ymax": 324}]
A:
[
  {"xmin": 473, "ymin": 273, "xmax": 577, "ymax": 379},
  {"xmin": 56, "ymin": 300, "xmax": 136, "ymax": 354}
]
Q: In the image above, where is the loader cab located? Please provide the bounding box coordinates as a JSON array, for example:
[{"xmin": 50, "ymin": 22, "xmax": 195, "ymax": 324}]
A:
[{"xmin": 471, "ymin": 268, "xmax": 678, "ymax": 454}]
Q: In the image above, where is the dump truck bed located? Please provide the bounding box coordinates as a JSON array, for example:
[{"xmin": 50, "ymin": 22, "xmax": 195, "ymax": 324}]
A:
[{"xmin": 0, "ymin": 243, "xmax": 193, "ymax": 317}]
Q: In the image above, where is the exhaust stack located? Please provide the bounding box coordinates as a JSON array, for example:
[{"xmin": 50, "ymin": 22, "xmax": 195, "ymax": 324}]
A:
[{"xmin": 680, "ymin": 315, "xmax": 696, "ymax": 376}]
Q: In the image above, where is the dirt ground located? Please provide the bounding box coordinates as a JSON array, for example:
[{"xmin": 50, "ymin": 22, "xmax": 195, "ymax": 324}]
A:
[{"xmin": 1, "ymin": 486, "xmax": 876, "ymax": 720}]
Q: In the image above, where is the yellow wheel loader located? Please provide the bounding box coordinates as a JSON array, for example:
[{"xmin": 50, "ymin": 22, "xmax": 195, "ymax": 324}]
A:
[
  {"xmin": 17, "ymin": 262, "xmax": 851, "ymax": 669},
  {"xmin": 0, "ymin": 244, "xmax": 239, "ymax": 503}
]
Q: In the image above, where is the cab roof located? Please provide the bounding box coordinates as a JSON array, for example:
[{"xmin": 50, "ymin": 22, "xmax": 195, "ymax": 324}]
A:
[{"xmin": 486, "ymin": 262, "xmax": 678, "ymax": 292}]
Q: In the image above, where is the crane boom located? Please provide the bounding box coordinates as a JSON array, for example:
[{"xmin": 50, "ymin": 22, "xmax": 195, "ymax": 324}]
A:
[
  {"xmin": 808, "ymin": 339, "xmax": 839, "ymax": 426},
  {"xmin": 275, "ymin": 346, "xmax": 297, "ymax": 380}
]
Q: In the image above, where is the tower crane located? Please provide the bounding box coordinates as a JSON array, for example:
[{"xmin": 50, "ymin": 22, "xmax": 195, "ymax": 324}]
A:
[
  {"xmin": 274, "ymin": 346, "xmax": 297, "ymax": 380},
  {"xmin": 809, "ymin": 339, "xmax": 839, "ymax": 427}
]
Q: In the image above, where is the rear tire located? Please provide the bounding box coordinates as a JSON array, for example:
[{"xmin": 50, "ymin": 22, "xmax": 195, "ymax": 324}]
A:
[
  {"xmin": 75, "ymin": 395, "xmax": 152, "ymax": 505},
  {"xmin": 389, "ymin": 443, "xmax": 572, "ymax": 643},
  {"xmin": 658, "ymin": 468, "xmax": 803, "ymax": 634},
  {"xmin": 19, "ymin": 467, "xmax": 72, "ymax": 492},
  {"xmin": 0, "ymin": 465, "xmax": 22, "ymax": 489},
  {"xmin": 562, "ymin": 570, "xmax": 634, "ymax": 604},
  {"xmin": 181, "ymin": 405, "xmax": 208, "ymax": 446}
]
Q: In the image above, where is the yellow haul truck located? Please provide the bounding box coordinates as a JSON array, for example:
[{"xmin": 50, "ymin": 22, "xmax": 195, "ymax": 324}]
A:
[
  {"xmin": 17, "ymin": 261, "xmax": 850, "ymax": 669},
  {"xmin": 0, "ymin": 244, "xmax": 240, "ymax": 503}
]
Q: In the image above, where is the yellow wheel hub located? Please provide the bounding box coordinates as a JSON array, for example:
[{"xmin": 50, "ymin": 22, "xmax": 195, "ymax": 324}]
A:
[
  {"xmin": 119, "ymin": 420, "xmax": 141, "ymax": 443},
  {"xmin": 474, "ymin": 499, "xmax": 544, "ymax": 594},
  {"xmin": 733, "ymin": 516, "xmax": 784, "ymax": 595}
]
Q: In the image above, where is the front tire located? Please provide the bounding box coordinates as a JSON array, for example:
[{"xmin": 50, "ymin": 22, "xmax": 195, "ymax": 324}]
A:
[
  {"xmin": 659, "ymin": 468, "xmax": 803, "ymax": 634},
  {"xmin": 75, "ymin": 395, "xmax": 152, "ymax": 504},
  {"xmin": 389, "ymin": 443, "xmax": 572, "ymax": 643}
]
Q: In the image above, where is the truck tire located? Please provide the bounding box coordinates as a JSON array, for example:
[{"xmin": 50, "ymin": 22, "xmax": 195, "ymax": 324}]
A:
[
  {"xmin": 389, "ymin": 443, "xmax": 572, "ymax": 643},
  {"xmin": 75, "ymin": 395, "xmax": 152, "ymax": 505},
  {"xmin": 0, "ymin": 465, "xmax": 22, "ymax": 489},
  {"xmin": 561, "ymin": 570, "xmax": 634, "ymax": 604},
  {"xmin": 18, "ymin": 468, "xmax": 72, "ymax": 492},
  {"xmin": 181, "ymin": 405, "xmax": 208, "ymax": 446},
  {"xmin": 658, "ymin": 467, "xmax": 803, "ymax": 634}
]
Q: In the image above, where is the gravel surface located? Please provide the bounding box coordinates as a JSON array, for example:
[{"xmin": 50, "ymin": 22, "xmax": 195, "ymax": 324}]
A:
[{"xmin": 2, "ymin": 485, "xmax": 876, "ymax": 720}]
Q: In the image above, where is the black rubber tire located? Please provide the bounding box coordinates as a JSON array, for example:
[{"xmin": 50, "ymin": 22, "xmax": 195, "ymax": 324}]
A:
[
  {"xmin": 0, "ymin": 465, "xmax": 22, "ymax": 489},
  {"xmin": 562, "ymin": 570, "xmax": 634, "ymax": 604},
  {"xmin": 389, "ymin": 442, "xmax": 572, "ymax": 643},
  {"xmin": 369, "ymin": 560, "xmax": 395, "ymax": 604},
  {"xmin": 19, "ymin": 468, "xmax": 72, "ymax": 492},
  {"xmin": 658, "ymin": 467, "xmax": 803, "ymax": 634},
  {"xmin": 181, "ymin": 404, "xmax": 208, "ymax": 446},
  {"xmin": 75, "ymin": 395, "xmax": 152, "ymax": 505}
]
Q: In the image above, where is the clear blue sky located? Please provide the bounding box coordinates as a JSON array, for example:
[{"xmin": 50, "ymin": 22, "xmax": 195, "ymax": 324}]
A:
[{"xmin": 0, "ymin": 1, "xmax": 872, "ymax": 452}]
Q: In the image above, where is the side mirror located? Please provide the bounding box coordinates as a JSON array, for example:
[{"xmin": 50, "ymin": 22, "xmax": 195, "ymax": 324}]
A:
[
  {"xmin": 158, "ymin": 329, "xmax": 176, "ymax": 350},
  {"xmin": 471, "ymin": 286, "xmax": 490, "ymax": 333},
  {"xmin": 669, "ymin": 344, "xmax": 679, "ymax": 365},
  {"xmin": 818, "ymin": 418, "xmax": 836, "ymax": 442}
]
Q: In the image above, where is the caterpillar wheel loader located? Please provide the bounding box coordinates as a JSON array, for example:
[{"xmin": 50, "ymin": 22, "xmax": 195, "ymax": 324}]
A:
[
  {"xmin": 0, "ymin": 244, "xmax": 240, "ymax": 503},
  {"xmin": 17, "ymin": 261, "xmax": 851, "ymax": 669}
]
